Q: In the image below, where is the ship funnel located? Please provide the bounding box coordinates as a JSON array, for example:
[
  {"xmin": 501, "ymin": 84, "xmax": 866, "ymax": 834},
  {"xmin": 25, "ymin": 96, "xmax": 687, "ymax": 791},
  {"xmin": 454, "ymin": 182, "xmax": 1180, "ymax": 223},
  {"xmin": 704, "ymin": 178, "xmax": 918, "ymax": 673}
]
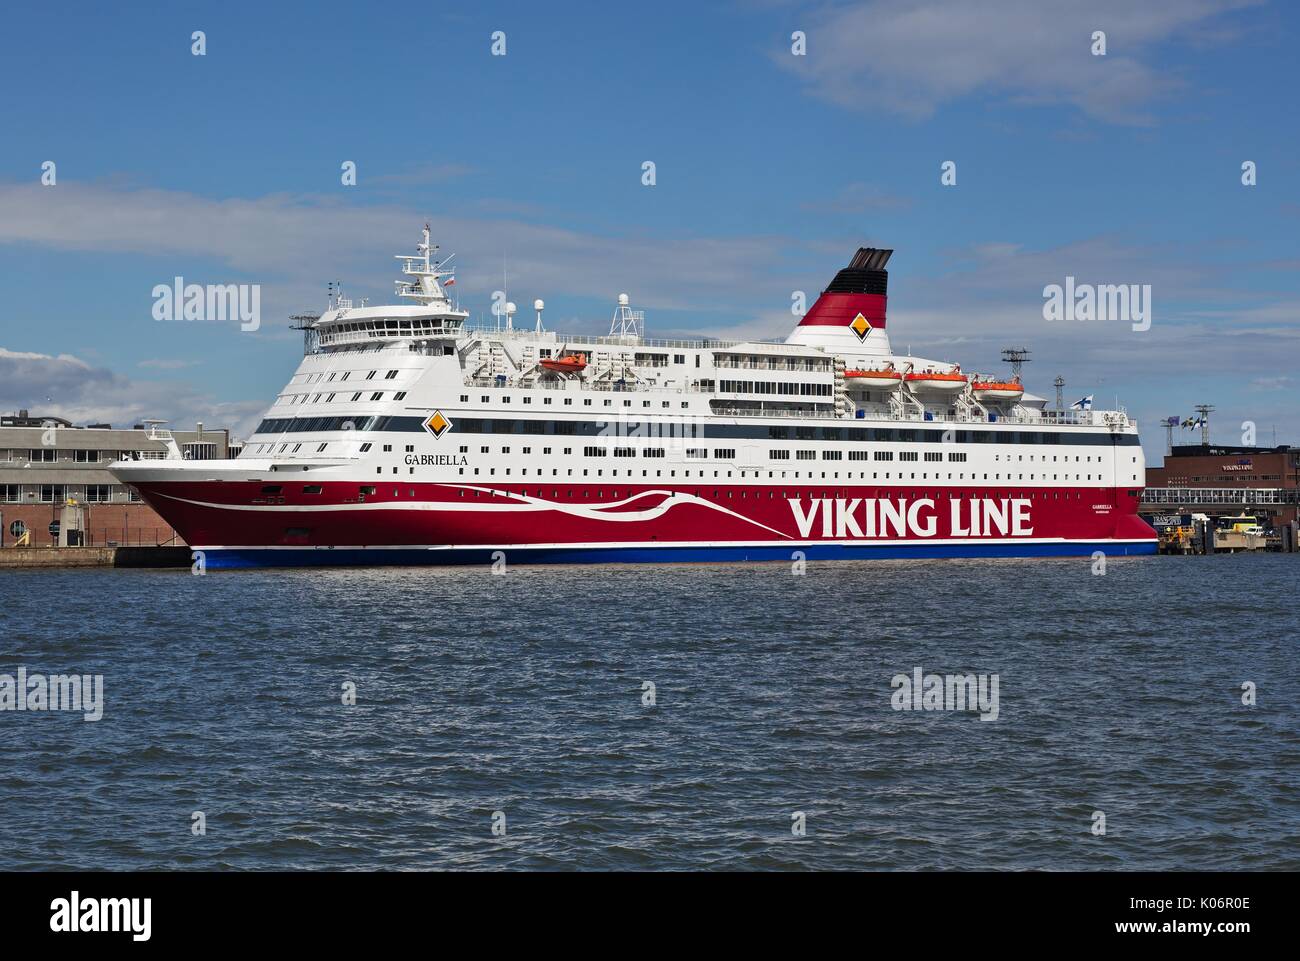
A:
[{"xmin": 785, "ymin": 247, "xmax": 894, "ymax": 358}]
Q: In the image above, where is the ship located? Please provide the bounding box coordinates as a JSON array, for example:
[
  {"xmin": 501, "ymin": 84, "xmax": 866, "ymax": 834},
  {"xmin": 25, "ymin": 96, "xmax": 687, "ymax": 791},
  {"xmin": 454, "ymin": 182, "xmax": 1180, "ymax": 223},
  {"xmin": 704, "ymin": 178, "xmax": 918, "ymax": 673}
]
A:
[{"xmin": 109, "ymin": 229, "xmax": 1157, "ymax": 568}]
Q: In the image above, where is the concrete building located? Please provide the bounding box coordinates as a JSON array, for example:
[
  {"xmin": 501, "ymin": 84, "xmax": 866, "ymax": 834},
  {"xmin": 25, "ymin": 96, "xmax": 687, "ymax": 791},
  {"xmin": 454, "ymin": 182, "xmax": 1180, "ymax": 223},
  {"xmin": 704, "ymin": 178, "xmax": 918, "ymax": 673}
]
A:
[
  {"xmin": 1142, "ymin": 443, "xmax": 1300, "ymax": 529},
  {"xmin": 0, "ymin": 410, "xmax": 234, "ymax": 548}
]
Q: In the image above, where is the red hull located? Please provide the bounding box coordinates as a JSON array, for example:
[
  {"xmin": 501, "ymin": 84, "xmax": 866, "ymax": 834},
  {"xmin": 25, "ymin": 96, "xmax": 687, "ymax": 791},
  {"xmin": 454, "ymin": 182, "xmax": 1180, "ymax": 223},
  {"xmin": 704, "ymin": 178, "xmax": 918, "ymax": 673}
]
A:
[{"xmin": 130, "ymin": 479, "xmax": 1156, "ymax": 550}]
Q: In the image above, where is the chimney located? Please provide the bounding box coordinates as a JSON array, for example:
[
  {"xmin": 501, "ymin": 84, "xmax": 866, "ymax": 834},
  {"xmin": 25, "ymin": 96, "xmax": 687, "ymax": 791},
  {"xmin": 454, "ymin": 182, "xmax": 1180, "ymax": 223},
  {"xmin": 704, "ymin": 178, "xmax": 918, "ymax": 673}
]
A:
[{"xmin": 784, "ymin": 247, "xmax": 895, "ymax": 358}]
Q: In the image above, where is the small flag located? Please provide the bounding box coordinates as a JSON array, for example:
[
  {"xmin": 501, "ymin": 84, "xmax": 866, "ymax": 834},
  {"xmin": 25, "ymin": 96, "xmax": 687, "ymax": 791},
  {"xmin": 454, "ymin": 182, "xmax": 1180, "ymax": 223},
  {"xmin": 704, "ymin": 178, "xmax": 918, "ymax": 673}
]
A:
[
  {"xmin": 1070, "ymin": 395, "xmax": 1093, "ymax": 410},
  {"xmin": 443, "ymin": 276, "xmax": 455, "ymax": 286},
  {"xmin": 1164, "ymin": 416, "xmax": 1180, "ymax": 427}
]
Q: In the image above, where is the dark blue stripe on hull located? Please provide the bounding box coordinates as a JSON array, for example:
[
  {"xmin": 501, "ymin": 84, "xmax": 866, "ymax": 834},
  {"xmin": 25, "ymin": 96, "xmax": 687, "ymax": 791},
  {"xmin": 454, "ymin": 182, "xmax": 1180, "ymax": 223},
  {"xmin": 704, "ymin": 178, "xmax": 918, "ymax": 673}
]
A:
[{"xmin": 201, "ymin": 541, "xmax": 1158, "ymax": 569}]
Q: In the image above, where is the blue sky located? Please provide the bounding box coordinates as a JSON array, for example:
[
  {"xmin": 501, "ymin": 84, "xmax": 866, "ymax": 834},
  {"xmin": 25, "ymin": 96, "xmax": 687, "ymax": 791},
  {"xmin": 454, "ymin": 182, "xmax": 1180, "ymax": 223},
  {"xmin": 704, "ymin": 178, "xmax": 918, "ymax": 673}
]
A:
[{"xmin": 1, "ymin": 0, "xmax": 1296, "ymax": 461}]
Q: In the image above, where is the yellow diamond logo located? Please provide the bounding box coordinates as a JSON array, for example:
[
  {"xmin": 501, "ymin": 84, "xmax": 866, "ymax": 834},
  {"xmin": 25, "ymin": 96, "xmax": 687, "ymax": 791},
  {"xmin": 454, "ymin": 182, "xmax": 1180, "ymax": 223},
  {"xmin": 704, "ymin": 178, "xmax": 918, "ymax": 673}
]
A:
[
  {"xmin": 423, "ymin": 411, "xmax": 452, "ymax": 438},
  {"xmin": 849, "ymin": 312, "xmax": 872, "ymax": 341}
]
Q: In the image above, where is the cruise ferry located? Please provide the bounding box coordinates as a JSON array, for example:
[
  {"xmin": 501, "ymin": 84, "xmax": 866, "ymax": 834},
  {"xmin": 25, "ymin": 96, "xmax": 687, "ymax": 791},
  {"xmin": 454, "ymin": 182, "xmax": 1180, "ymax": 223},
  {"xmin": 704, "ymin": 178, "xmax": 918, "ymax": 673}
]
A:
[{"xmin": 111, "ymin": 229, "xmax": 1157, "ymax": 567}]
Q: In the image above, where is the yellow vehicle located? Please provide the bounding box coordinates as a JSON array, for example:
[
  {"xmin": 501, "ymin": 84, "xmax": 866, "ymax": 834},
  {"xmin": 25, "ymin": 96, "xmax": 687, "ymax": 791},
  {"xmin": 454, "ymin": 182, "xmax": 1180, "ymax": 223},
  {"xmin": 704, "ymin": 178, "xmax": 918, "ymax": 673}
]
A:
[{"xmin": 1220, "ymin": 514, "xmax": 1261, "ymax": 534}]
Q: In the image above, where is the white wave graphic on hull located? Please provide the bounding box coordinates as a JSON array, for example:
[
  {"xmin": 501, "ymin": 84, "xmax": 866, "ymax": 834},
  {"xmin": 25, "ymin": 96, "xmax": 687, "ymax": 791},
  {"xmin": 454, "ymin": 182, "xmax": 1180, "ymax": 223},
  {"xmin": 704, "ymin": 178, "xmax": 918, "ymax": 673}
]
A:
[{"xmin": 152, "ymin": 485, "xmax": 794, "ymax": 539}]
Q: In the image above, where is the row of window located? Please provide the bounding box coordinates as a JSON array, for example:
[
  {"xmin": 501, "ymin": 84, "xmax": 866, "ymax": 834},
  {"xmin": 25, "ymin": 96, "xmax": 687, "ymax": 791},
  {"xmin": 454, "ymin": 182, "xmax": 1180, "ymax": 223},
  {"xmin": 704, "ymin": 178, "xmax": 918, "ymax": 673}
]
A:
[
  {"xmin": 714, "ymin": 355, "xmax": 833, "ymax": 371},
  {"xmin": 1, "ymin": 484, "xmax": 140, "ymax": 503},
  {"xmin": 295, "ymin": 367, "xmax": 400, "ymax": 386},
  {"xmin": 466, "ymin": 393, "xmax": 693, "ymax": 410},
  {"xmin": 257, "ymin": 414, "xmax": 1141, "ymax": 447},
  {"xmin": 278, "ymin": 389, "xmax": 409, "ymax": 407},
  {"xmin": 429, "ymin": 465, "xmax": 1126, "ymax": 483},
  {"xmin": 2, "ymin": 449, "xmax": 165, "ymax": 463},
  {"xmin": 717, "ymin": 380, "xmax": 834, "ymax": 396},
  {"xmin": 491, "ymin": 417, "xmax": 1131, "ymax": 445}
]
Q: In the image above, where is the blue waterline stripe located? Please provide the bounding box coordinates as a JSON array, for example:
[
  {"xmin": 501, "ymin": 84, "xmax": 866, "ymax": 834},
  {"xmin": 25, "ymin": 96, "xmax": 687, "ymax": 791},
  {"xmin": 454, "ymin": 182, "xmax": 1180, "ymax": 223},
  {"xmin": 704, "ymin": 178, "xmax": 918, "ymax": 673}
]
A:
[{"xmin": 201, "ymin": 540, "xmax": 1158, "ymax": 569}]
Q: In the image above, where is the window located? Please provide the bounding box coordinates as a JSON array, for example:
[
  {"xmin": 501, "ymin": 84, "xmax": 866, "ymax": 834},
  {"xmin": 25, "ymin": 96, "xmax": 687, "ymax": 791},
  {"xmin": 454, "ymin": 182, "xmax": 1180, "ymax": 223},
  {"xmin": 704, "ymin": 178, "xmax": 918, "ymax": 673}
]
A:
[
  {"xmin": 366, "ymin": 371, "xmax": 377, "ymax": 380},
  {"xmin": 359, "ymin": 443, "xmax": 372, "ymax": 453},
  {"xmin": 85, "ymin": 484, "xmax": 112, "ymax": 502},
  {"xmin": 899, "ymin": 451, "xmax": 918, "ymax": 462},
  {"xmin": 873, "ymin": 451, "xmax": 894, "ymax": 461},
  {"xmin": 2, "ymin": 484, "xmax": 22, "ymax": 502},
  {"xmin": 73, "ymin": 449, "xmax": 99, "ymax": 463},
  {"xmin": 370, "ymin": 392, "xmax": 384, "ymax": 401},
  {"xmin": 302, "ymin": 485, "xmax": 323, "ymax": 494},
  {"xmin": 385, "ymin": 370, "xmax": 398, "ymax": 379},
  {"xmin": 713, "ymin": 449, "xmax": 735, "ymax": 460},
  {"xmin": 770, "ymin": 449, "xmax": 790, "ymax": 460},
  {"xmin": 583, "ymin": 446, "xmax": 608, "ymax": 457},
  {"xmin": 30, "ymin": 449, "xmax": 57, "ymax": 462},
  {"xmin": 39, "ymin": 484, "xmax": 66, "ymax": 502}
]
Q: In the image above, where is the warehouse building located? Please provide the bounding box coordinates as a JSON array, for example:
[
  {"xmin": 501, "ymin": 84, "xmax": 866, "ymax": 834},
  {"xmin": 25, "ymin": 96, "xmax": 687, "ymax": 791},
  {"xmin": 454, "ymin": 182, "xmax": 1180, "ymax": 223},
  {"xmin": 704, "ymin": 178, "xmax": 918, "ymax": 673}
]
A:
[
  {"xmin": 0, "ymin": 410, "xmax": 235, "ymax": 548},
  {"xmin": 1142, "ymin": 443, "xmax": 1300, "ymax": 530}
]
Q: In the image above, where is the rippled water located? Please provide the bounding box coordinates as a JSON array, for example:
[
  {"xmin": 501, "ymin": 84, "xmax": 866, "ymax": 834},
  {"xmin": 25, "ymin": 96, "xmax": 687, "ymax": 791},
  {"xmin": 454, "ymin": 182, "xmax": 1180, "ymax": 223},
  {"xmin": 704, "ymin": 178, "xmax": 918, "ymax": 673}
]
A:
[{"xmin": 2, "ymin": 553, "xmax": 1297, "ymax": 870}]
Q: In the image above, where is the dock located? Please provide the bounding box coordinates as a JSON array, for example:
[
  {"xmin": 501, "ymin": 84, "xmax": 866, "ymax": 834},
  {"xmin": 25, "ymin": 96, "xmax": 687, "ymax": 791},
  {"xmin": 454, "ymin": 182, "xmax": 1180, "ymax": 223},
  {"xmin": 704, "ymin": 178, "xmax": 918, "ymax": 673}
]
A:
[
  {"xmin": 1158, "ymin": 520, "xmax": 1299, "ymax": 555},
  {"xmin": 0, "ymin": 547, "xmax": 193, "ymax": 569}
]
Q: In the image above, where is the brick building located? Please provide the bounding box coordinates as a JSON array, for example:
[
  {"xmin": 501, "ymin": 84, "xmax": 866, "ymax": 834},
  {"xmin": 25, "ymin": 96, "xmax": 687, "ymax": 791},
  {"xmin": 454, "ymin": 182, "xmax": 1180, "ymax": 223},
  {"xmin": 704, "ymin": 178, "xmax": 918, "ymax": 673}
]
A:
[
  {"xmin": 0, "ymin": 411, "xmax": 235, "ymax": 548},
  {"xmin": 1142, "ymin": 444, "xmax": 1300, "ymax": 529}
]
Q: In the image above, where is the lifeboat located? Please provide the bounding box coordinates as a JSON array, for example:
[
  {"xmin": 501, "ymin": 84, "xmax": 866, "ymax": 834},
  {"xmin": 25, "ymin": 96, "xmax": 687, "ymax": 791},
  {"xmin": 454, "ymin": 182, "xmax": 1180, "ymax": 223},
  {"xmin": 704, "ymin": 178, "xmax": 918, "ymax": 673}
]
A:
[
  {"xmin": 904, "ymin": 368, "xmax": 967, "ymax": 392},
  {"xmin": 844, "ymin": 366, "xmax": 903, "ymax": 389},
  {"xmin": 970, "ymin": 378, "xmax": 1024, "ymax": 401},
  {"xmin": 539, "ymin": 352, "xmax": 587, "ymax": 373}
]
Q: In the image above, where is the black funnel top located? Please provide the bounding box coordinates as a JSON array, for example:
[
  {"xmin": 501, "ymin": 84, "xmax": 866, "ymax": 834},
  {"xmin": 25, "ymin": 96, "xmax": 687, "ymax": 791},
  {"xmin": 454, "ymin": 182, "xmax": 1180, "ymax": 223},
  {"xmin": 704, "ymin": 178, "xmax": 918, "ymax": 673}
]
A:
[{"xmin": 824, "ymin": 247, "xmax": 893, "ymax": 295}]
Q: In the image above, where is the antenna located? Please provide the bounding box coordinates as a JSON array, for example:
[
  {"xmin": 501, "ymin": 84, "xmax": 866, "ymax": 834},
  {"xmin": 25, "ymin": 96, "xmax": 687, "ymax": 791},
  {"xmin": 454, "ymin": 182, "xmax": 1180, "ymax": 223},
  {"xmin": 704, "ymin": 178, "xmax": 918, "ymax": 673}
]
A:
[
  {"xmin": 1194, "ymin": 403, "xmax": 1215, "ymax": 446},
  {"xmin": 534, "ymin": 299, "xmax": 545, "ymax": 333},
  {"xmin": 609, "ymin": 293, "xmax": 644, "ymax": 340},
  {"xmin": 1052, "ymin": 375, "xmax": 1065, "ymax": 411},
  {"xmin": 1001, "ymin": 347, "xmax": 1031, "ymax": 381}
]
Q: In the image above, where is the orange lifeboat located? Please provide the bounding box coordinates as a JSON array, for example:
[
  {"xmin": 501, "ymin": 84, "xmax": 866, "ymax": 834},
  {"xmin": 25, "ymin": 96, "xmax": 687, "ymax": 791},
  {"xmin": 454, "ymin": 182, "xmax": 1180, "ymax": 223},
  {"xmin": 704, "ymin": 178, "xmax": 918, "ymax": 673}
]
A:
[
  {"xmin": 970, "ymin": 378, "xmax": 1024, "ymax": 401},
  {"xmin": 539, "ymin": 352, "xmax": 588, "ymax": 373},
  {"xmin": 904, "ymin": 367, "xmax": 967, "ymax": 392},
  {"xmin": 844, "ymin": 366, "xmax": 903, "ymax": 389}
]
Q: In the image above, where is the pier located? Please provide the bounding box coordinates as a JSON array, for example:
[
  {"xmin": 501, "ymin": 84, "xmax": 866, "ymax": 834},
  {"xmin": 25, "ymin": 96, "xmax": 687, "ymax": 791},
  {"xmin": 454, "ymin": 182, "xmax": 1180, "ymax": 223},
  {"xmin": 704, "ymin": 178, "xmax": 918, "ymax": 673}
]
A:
[{"xmin": 0, "ymin": 546, "xmax": 192, "ymax": 569}]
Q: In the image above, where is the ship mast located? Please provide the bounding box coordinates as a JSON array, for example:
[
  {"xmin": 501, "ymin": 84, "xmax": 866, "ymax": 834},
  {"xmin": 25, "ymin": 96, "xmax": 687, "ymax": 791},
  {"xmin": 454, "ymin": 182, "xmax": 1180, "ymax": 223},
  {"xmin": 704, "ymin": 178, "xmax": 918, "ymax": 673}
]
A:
[
  {"xmin": 395, "ymin": 224, "xmax": 456, "ymax": 307},
  {"xmin": 609, "ymin": 293, "xmax": 644, "ymax": 341}
]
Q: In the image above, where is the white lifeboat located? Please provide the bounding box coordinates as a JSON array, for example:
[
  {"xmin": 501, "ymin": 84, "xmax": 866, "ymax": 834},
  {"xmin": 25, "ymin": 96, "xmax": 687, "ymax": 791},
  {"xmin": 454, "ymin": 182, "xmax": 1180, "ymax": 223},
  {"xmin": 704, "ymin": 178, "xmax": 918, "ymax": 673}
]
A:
[
  {"xmin": 970, "ymin": 377, "xmax": 1024, "ymax": 401},
  {"xmin": 904, "ymin": 366, "xmax": 967, "ymax": 393},
  {"xmin": 844, "ymin": 365, "xmax": 903, "ymax": 389}
]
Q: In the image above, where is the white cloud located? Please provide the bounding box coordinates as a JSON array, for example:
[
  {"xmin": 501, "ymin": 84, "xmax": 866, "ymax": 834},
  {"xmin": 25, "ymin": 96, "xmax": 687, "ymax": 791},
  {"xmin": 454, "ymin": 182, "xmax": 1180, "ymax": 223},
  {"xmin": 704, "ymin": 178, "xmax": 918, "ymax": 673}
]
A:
[
  {"xmin": 0, "ymin": 347, "xmax": 265, "ymax": 440},
  {"xmin": 0, "ymin": 181, "xmax": 800, "ymax": 315},
  {"xmin": 780, "ymin": 0, "xmax": 1260, "ymax": 124}
]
